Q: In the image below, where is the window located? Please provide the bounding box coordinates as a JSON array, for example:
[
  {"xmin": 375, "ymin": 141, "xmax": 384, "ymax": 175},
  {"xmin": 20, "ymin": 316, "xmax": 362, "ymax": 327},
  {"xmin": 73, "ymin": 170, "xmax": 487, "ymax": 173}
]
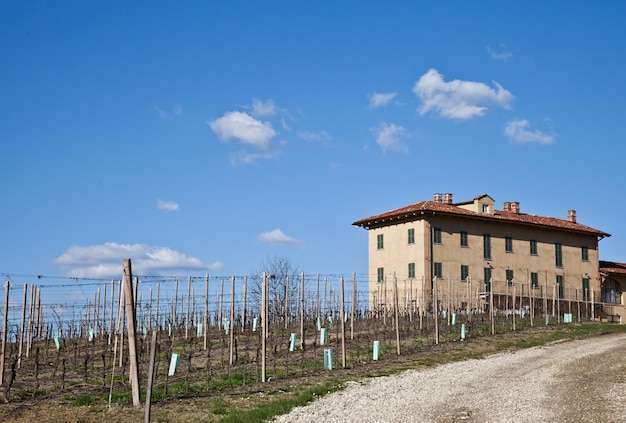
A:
[
  {"xmin": 483, "ymin": 267, "xmax": 492, "ymax": 291},
  {"xmin": 377, "ymin": 234, "xmax": 384, "ymax": 250},
  {"xmin": 377, "ymin": 267, "xmax": 384, "ymax": 283},
  {"xmin": 581, "ymin": 246, "xmax": 589, "ymax": 261},
  {"xmin": 530, "ymin": 240, "xmax": 538, "ymax": 255},
  {"xmin": 433, "ymin": 262, "xmax": 442, "ymax": 279},
  {"xmin": 408, "ymin": 228, "xmax": 415, "ymax": 245},
  {"xmin": 555, "ymin": 243, "xmax": 563, "ymax": 267},
  {"xmin": 461, "ymin": 265, "xmax": 469, "ymax": 282},
  {"xmin": 482, "ymin": 204, "xmax": 490, "ymax": 213},
  {"xmin": 531, "ymin": 272, "xmax": 539, "ymax": 288},
  {"xmin": 506, "ymin": 269, "xmax": 514, "ymax": 286},
  {"xmin": 408, "ymin": 262, "xmax": 415, "ymax": 279},
  {"xmin": 483, "ymin": 234, "xmax": 491, "ymax": 259},
  {"xmin": 556, "ymin": 275, "xmax": 564, "ymax": 298},
  {"xmin": 505, "ymin": 236, "xmax": 513, "ymax": 253},
  {"xmin": 460, "ymin": 231, "xmax": 468, "ymax": 247},
  {"xmin": 582, "ymin": 277, "xmax": 590, "ymax": 301},
  {"xmin": 601, "ymin": 279, "xmax": 621, "ymax": 304},
  {"xmin": 433, "ymin": 228, "xmax": 442, "ymax": 244}
]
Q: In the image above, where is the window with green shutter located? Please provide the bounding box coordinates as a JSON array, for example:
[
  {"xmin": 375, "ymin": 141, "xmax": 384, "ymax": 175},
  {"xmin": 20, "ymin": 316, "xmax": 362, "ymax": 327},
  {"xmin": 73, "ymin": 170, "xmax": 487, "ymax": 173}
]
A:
[
  {"xmin": 483, "ymin": 234, "xmax": 491, "ymax": 259},
  {"xmin": 505, "ymin": 236, "xmax": 513, "ymax": 253},
  {"xmin": 530, "ymin": 239, "xmax": 538, "ymax": 255},
  {"xmin": 581, "ymin": 246, "xmax": 589, "ymax": 261},
  {"xmin": 460, "ymin": 231, "xmax": 468, "ymax": 247},
  {"xmin": 377, "ymin": 267, "xmax": 384, "ymax": 283},
  {"xmin": 555, "ymin": 243, "xmax": 563, "ymax": 267},
  {"xmin": 582, "ymin": 277, "xmax": 590, "ymax": 301},
  {"xmin": 377, "ymin": 234, "xmax": 384, "ymax": 250},
  {"xmin": 531, "ymin": 272, "xmax": 539, "ymax": 288},
  {"xmin": 408, "ymin": 262, "xmax": 415, "ymax": 279},
  {"xmin": 484, "ymin": 267, "xmax": 492, "ymax": 292},
  {"xmin": 433, "ymin": 228, "xmax": 442, "ymax": 244},
  {"xmin": 434, "ymin": 262, "xmax": 442, "ymax": 279},
  {"xmin": 506, "ymin": 269, "xmax": 514, "ymax": 285},
  {"xmin": 408, "ymin": 228, "xmax": 415, "ymax": 245},
  {"xmin": 461, "ymin": 265, "xmax": 469, "ymax": 282},
  {"xmin": 556, "ymin": 275, "xmax": 564, "ymax": 298}
]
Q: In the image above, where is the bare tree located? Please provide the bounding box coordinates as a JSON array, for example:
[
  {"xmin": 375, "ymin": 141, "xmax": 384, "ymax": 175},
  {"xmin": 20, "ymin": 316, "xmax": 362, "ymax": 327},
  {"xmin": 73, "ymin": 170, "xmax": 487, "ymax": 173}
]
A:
[{"xmin": 250, "ymin": 255, "xmax": 302, "ymax": 324}]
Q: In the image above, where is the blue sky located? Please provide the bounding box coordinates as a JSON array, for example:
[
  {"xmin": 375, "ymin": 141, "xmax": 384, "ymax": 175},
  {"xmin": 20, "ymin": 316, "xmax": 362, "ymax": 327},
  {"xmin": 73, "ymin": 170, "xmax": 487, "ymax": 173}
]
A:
[{"xmin": 2, "ymin": 1, "xmax": 626, "ymax": 286}]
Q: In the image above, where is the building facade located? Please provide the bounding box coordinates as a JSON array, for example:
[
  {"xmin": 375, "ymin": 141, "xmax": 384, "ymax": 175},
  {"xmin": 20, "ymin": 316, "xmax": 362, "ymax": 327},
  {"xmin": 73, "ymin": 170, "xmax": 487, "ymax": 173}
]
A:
[{"xmin": 353, "ymin": 193, "xmax": 611, "ymax": 313}]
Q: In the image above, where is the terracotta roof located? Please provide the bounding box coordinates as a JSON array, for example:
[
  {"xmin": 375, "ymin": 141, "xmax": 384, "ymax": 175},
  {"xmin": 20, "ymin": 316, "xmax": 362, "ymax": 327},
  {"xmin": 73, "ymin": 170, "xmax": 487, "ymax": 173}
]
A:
[
  {"xmin": 352, "ymin": 199, "xmax": 610, "ymax": 238},
  {"xmin": 600, "ymin": 261, "xmax": 626, "ymax": 275}
]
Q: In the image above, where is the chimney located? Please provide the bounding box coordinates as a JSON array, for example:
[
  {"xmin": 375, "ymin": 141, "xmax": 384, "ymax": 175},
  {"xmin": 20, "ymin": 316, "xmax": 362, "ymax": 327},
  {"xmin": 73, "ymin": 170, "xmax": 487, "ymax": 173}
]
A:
[
  {"xmin": 443, "ymin": 193, "xmax": 453, "ymax": 204},
  {"xmin": 434, "ymin": 193, "xmax": 443, "ymax": 203},
  {"xmin": 568, "ymin": 210, "xmax": 577, "ymax": 223},
  {"xmin": 503, "ymin": 202, "xmax": 511, "ymax": 212},
  {"xmin": 511, "ymin": 202, "xmax": 520, "ymax": 214}
]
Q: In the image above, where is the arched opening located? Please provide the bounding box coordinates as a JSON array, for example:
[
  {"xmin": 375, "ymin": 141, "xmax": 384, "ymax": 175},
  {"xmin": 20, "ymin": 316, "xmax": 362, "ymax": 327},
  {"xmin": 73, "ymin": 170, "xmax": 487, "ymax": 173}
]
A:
[{"xmin": 601, "ymin": 279, "xmax": 622, "ymax": 304}]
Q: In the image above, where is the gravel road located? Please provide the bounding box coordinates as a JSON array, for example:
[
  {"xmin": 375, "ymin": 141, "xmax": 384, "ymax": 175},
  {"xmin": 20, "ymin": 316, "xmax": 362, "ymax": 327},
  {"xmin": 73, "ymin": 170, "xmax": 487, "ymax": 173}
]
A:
[{"xmin": 274, "ymin": 332, "xmax": 626, "ymax": 423}]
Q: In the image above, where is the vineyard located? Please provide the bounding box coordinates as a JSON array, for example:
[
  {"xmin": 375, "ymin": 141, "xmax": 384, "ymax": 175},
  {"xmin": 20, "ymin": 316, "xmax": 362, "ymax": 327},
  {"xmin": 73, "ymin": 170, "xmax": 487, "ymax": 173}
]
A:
[{"xmin": 0, "ymin": 259, "xmax": 602, "ymax": 420}]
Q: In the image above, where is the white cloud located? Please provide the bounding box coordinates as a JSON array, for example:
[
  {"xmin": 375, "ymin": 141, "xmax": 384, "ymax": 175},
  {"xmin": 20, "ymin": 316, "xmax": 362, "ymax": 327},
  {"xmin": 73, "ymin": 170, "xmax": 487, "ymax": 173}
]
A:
[
  {"xmin": 154, "ymin": 106, "xmax": 168, "ymax": 119},
  {"xmin": 369, "ymin": 92, "xmax": 397, "ymax": 109},
  {"xmin": 487, "ymin": 45, "xmax": 513, "ymax": 61},
  {"xmin": 54, "ymin": 242, "xmax": 223, "ymax": 278},
  {"xmin": 504, "ymin": 120, "xmax": 555, "ymax": 144},
  {"xmin": 209, "ymin": 111, "xmax": 276, "ymax": 150},
  {"xmin": 154, "ymin": 105, "xmax": 183, "ymax": 119},
  {"xmin": 251, "ymin": 98, "xmax": 277, "ymax": 117},
  {"xmin": 157, "ymin": 199, "xmax": 179, "ymax": 212},
  {"xmin": 297, "ymin": 130, "xmax": 331, "ymax": 142},
  {"xmin": 371, "ymin": 122, "xmax": 409, "ymax": 153},
  {"xmin": 257, "ymin": 229, "xmax": 301, "ymax": 245},
  {"xmin": 230, "ymin": 147, "xmax": 283, "ymax": 166},
  {"xmin": 412, "ymin": 68, "xmax": 514, "ymax": 120}
]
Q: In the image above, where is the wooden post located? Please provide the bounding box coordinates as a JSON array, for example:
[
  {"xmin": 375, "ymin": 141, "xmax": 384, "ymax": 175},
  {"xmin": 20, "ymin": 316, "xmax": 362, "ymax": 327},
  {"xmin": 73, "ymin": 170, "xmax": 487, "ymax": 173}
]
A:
[
  {"xmin": 420, "ymin": 276, "xmax": 424, "ymax": 331},
  {"xmin": 1, "ymin": 281, "xmax": 9, "ymax": 385},
  {"xmin": 351, "ymin": 273, "xmax": 356, "ymax": 340},
  {"xmin": 242, "ymin": 276, "xmax": 247, "ymax": 332},
  {"xmin": 186, "ymin": 276, "xmax": 191, "ymax": 339},
  {"xmin": 229, "ymin": 276, "xmax": 235, "ymax": 365},
  {"xmin": 148, "ymin": 287, "xmax": 152, "ymax": 331},
  {"xmin": 512, "ymin": 285, "xmax": 516, "ymax": 331},
  {"xmin": 155, "ymin": 282, "xmax": 160, "ymax": 332},
  {"xmin": 591, "ymin": 287, "xmax": 595, "ymax": 321},
  {"xmin": 490, "ymin": 279, "xmax": 495, "ymax": 335},
  {"xmin": 261, "ymin": 272, "xmax": 267, "ymax": 382},
  {"xmin": 144, "ymin": 330, "xmax": 158, "ymax": 423},
  {"xmin": 204, "ymin": 274, "xmax": 209, "ymax": 350},
  {"xmin": 18, "ymin": 283, "xmax": 27, "ymax": 368},
  {"xmin": 339, "ymin": 277, "xmax": 346, "ymax": 367},
  {"xmin": 118, "ymin": 281, "xmax": 125, "ymax": 367},
  {"xmin": 26, "ymin": 284, "xmax": 35, "ymax": 357},
  {"xmin": 300, "ymin": 273, "xmax": 305, "ymax": 350},
  {"xmin": 433, "ymin": 277, "xmax": 439, "ymax": 344},
  {"xmin": 173, "ymin": 279, "xmax": 179, "ymax": 329},
  {"xmin": 315, "ymin": 274, "xmax": 320, "ymax": 325},
  {"xmin": 122, "ymin": 259, "xmax": 141, "ymax": 406},
  {"xmin": 218, "ymin": 279, "xmax": 224, "ymax": 330},
  {"xmin": 394, "ymin": 275, "xmax": 400, "ymax": 356},
  {"xmin": 467, "ymin": 277, "xmax": 472, "ymax": 322},
  {"xmin": 108, "ymin": 280, "xmax": 115, "ymax": 345},
  {"xmin": 102, "ymin": 284, "xmax": 107, "ymax": 337},
  {"xmin": 284, "ymin": 277, "xmax": 289, "ymax": 329}
]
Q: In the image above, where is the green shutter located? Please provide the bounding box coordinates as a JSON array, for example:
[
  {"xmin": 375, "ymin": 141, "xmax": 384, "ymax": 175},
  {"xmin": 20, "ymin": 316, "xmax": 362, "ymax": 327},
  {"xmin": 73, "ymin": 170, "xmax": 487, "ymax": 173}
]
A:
[
  {"xmin": 483, "ymin": 234, "xmax": 491, "ymax": 259},
  {"xmin": 555, "ymin": 243, "xmax": 563, "ymax": 267}
]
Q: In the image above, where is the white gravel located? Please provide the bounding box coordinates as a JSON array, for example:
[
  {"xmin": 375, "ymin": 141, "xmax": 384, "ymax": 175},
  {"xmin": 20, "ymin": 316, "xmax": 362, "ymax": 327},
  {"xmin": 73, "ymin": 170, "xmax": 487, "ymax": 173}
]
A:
[{"xmin": 273, "ymin": 333, "xmax": 626, "ymax": 423}]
